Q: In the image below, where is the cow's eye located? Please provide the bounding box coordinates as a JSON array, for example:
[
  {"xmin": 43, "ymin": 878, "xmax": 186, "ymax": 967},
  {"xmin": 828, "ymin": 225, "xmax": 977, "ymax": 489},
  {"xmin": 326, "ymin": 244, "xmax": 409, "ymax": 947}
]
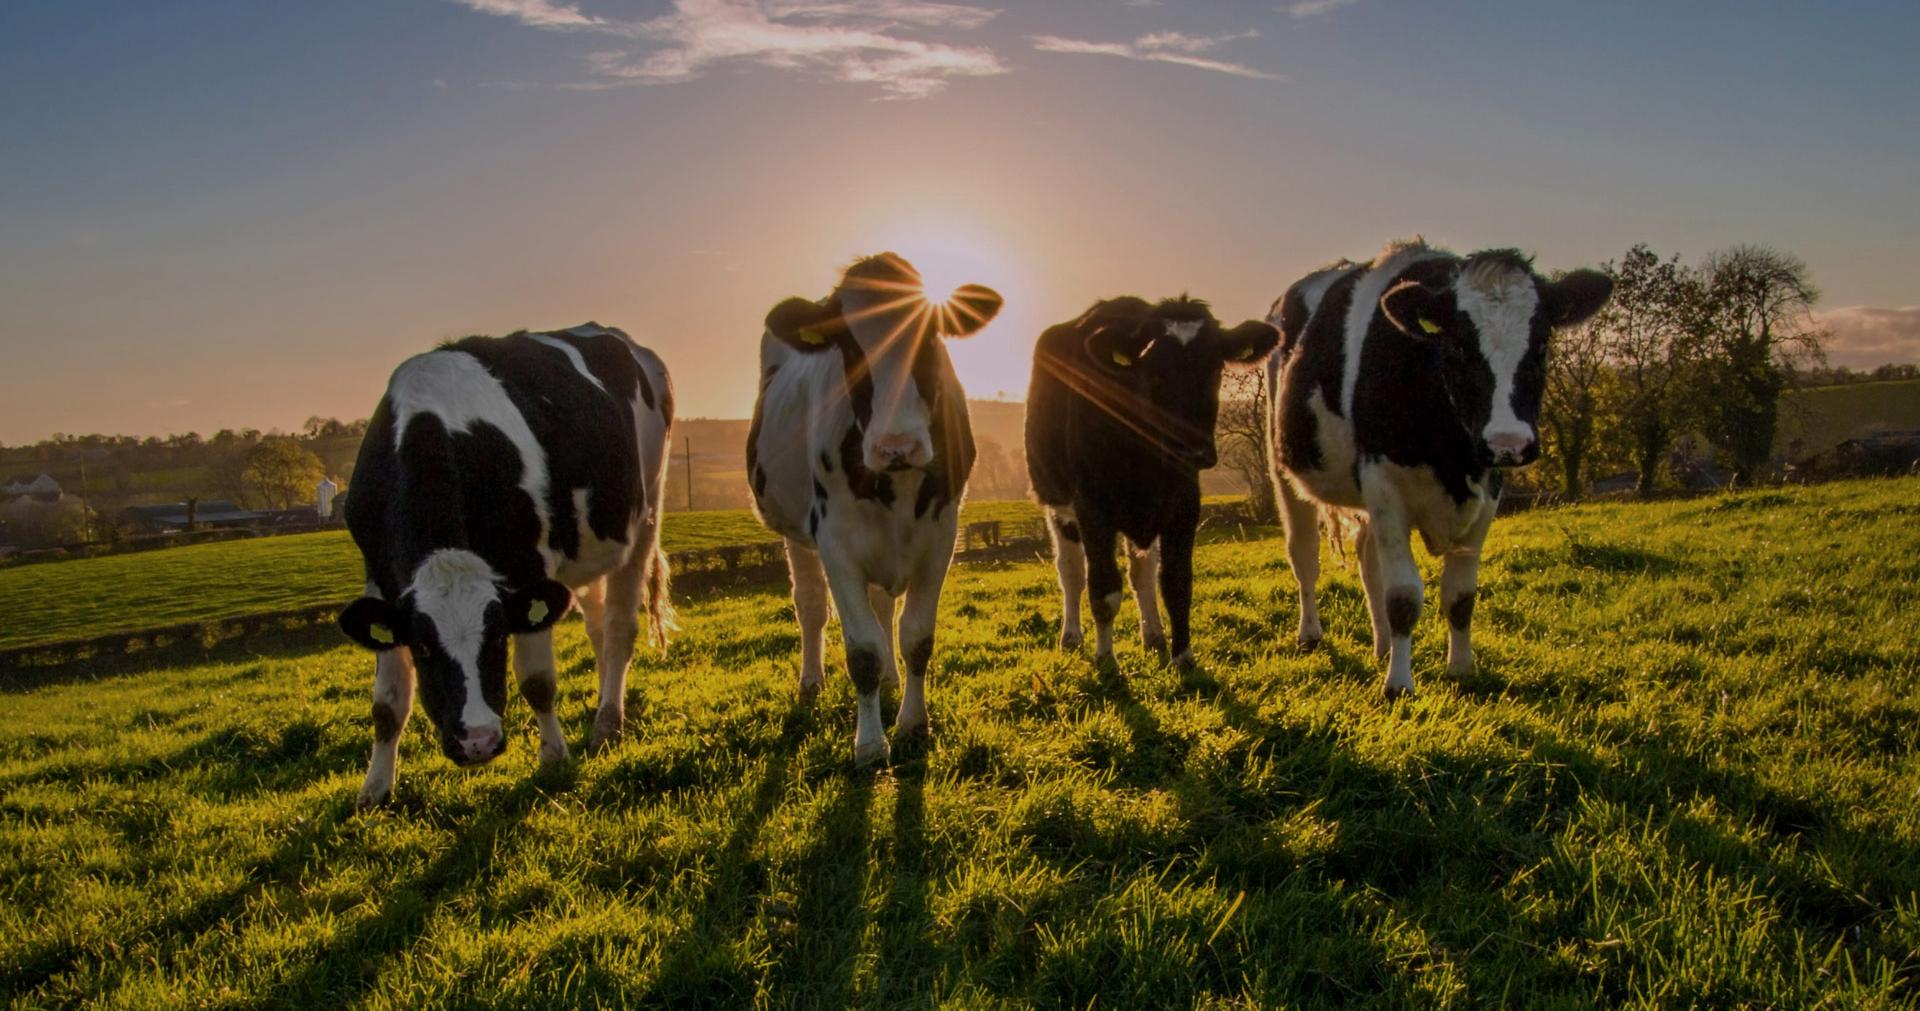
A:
[{"xmin": 415, "ymin": 642, "xmax": 434, "ymax": 660}]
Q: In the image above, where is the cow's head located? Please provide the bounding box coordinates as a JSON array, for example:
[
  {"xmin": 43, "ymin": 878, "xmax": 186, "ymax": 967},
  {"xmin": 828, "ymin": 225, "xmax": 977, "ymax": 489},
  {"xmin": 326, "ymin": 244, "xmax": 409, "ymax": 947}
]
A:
[
  {"xmin": 1085, "ymin": 297, "xmax": 1280, "ymax": 471},
  {"xmin": 339, "ymin": 550, "xmax": 569, "ymax": 766},
  {"xmin": 764, "ymin": 253, "xmax": 1002, "ymax": 473},
  {"xmin": 1380, "ymin": 251, "xmax": 1612, "ymax": 467}
]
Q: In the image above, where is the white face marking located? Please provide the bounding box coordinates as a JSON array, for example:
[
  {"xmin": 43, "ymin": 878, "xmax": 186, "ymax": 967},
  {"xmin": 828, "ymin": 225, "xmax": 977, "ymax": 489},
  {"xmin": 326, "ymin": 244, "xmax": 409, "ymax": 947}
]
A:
[
  {"xmin": 1453, "ymin": 266, "xmax": 1541, "ymax": 446},
  {"xmin": 839, "ymin": 285, "xmax": 934, "ymax": 467},
  {"xmin": 1344, "ymin": 242, "xmax": 1450, "ymax": 419},
  {"xmin": 407, "ymin": 549, "xmax": 504, "ymax": 732},
  {"xmin": 529, "ymin": 333, "xmax": 607, "ymax": 393},
  {"xmin": 1165, "ymin": 319, "xmax": 1204, "ymax": 345},
  {"xmin": 387, "ymin": 350, "xmax": 556, "ymax": 569}
]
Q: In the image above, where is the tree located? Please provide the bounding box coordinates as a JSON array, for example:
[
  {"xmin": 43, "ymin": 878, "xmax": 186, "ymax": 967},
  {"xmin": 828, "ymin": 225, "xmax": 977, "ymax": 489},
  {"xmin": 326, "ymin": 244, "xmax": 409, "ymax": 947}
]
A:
[
  {"xmin": 1697, "ymin": 245, "xmax": 1826, "ymax": 484},
  {"xmin": 242, "ymin": 438, "xmax": 325, "ymax": 510},
  {"xmin": 1540, "ymin": 311, "xmax": 1615, "ymax": 498},
  {"xmin": 1593, "ymin": 244, "xmax": 1705, "ymax": 497},
  {"xmin": 1215, "ymin": 368, "xmax": 1275, "ymax": 522}
]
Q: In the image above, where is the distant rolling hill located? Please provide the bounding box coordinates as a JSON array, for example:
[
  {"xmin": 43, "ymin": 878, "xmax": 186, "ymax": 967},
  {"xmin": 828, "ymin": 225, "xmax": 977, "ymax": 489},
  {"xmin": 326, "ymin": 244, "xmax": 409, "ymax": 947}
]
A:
[{"xmin": 1777, "ymin": 378, "xmax": 1920, "ymax": 458}]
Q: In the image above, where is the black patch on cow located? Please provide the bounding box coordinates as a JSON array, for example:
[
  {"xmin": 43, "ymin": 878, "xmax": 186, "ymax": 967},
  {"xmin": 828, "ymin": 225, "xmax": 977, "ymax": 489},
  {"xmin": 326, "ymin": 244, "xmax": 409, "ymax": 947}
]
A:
[
  {"xmin": 1447, "ymin": 591, "xmax": 1476, "ymax": 631},
  {"xmin": 807, "ymin": 507, "xmax": 819, "ymax": 539},
  {"xmin": 1387, "ymin": 593, "xmax": 1421, "ymax": 637},
  {"xmin": 905, "ymin": 637, "xmax": 933, "ymax": 679},
  {"xmin": 837, "ymin": 339, "xmax": 877, "ymax": 430},
  {"xmin": 847, "ymin": 644, "xmax": 883, "ymax": 695},
  {"xmin": 745, "ymin": 401, "xmax": 765, "ymax": 502},
  {"xmin": 813, "ymin": 479, "xmax": 827, "ymax": 503},
  {"xmin": 519, "ymin": 672, "xmax": 556, "ymax": 713},
  {"xmin": 634, "ymin": 365, "xmax": 656, "ymax": 410},
  {"xmin": 1054, "ymin": 516, "xmax": 1081, "ymax": 543},
  {"xmin": 819, "ymin": 450, "xmax": 833, "ymax": 474},
  {"xmin": 753, "ymin": 465, "xmax": 768, "ymax": 499},
  {"xmin": 1275, "ymin": 268, "xmax": 1363, "ymax": 474},
  {"xmin": 838, "ymin": 425, "xmax": 895, "ymax": 506},
  {"xmin": 372, "ymin": 700, "xmax": 403, "ymax": 743}
]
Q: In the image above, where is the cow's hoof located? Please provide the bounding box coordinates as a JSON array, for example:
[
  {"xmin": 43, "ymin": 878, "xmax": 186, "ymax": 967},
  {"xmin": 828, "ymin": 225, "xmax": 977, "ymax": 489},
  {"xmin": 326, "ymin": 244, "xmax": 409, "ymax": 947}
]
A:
[
  {"xmin": 853, "ymin": 738, "xmax": 891, "ymax": 769},
  {"xmin": 588, "ymin": 716, "xmax": 623, "ymax": 754},
  {"xmin": 1446, "ymin": 659, "xmax": 1478, "ymax": 679},
  {"xmin": 1171, "ymin": 650, "xmax": 1198, "ymax": 673},
  {"xmin": 539, "ymin": 740, "xmax": 570, "ymax": 768},
  {"xmin": 1297, "ymin": 635, "xmax": 1322, "ymax": 651},
  {"xmin": 1383, "ymin": 683, "xmax": 1414, "ymax": 701},
  {"xmin": 1142, "ymin": 632, "xmax": 1168, "ymax": 657},
  {"xmin": 896, "ymin": 717, "xmax": 931, "ymax": 744},
  {"xmin": 1059, "ymin": 629, "xmax": 1083, "ymax": 650},
  {"xmin": 355, "ymin": 782, "xmax": 393, "ymax": 812},
  {"xmin": 798, "ymin": 678, "xmax": 824, "ymax": 703}
]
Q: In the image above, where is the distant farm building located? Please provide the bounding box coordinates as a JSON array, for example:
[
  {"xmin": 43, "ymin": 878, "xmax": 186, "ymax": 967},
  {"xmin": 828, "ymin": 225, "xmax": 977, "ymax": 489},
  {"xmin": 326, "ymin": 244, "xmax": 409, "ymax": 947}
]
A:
[
  {"xmin": 120, "ymin": 500, "xmax": 261, "ymax": 534},
  {"xmin": 1, "ymin": 474, "xmax": 63, "ymax": 503}
]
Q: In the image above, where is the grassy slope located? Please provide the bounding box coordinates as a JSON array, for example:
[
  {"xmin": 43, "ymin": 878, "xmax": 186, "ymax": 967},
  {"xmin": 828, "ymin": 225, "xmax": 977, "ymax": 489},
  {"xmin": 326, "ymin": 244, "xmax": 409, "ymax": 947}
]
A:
[
  {"xmin": 1779, "ymin": 378, "xmax": 1920, "ymax": 457},
  {"xmin": 0, "ymin": 502, "xmax": 1050, "ymax": 651},
  {"xmin": 2, "ymin": 479, "xmax": 1917, "ymax": 1007}
]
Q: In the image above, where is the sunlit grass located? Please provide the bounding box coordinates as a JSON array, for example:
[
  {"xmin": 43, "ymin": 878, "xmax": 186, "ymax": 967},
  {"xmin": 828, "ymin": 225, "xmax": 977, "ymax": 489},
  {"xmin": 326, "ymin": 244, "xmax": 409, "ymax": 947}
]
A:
[{"xmin": 2, "ymin": 478, "xmax": 1916, "ymax": 1006}]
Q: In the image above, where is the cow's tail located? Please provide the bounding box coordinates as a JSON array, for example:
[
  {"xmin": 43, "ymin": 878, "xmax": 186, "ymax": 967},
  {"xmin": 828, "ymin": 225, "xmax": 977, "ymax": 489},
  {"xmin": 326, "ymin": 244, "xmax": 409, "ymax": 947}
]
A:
[
  {"xmin": 644, "ymin": 538, "xmax": 677, "ymax": 653},
  {"xmin": 1322, "ymin": 505, "xmax": 1364, "ymax": 566}
]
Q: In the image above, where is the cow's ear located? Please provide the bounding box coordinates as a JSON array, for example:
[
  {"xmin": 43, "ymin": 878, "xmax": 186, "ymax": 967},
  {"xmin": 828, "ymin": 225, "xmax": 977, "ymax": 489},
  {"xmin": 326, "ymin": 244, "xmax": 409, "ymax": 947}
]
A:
[
  {"xmin": 765, "ymin": 298, "xmax": 841, "ymax": 352},
  {"xmin": 1085, "ymin": 323, "xmax": 1154, "ymax": 370},
  {"xmin": 1380, "ymin": 281, "xmax": 1454, "ymax": 339},
  {"xmin": 340, "ymin": 597, "xmax": 407, "ymax": 652},
  {"xmin": 1218, "ymin": 320, "xmax": 1281, "ymax": 365},
  {"xmin": 1543, "ymin": 269, "xmax": 1613, "ymax": 328},
  {"xmin": 936, "ymin": 284, "xmax": 1003, "ymax": 338},
  {"xmin": 505, "ymin": 580, "xmax": 571, "ymax": 634}
]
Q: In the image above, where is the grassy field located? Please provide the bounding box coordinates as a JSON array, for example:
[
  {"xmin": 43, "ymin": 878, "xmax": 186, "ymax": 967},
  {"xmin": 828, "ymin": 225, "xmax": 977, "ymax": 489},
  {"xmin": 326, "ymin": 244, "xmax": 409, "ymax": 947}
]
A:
[
  {"xmin": 0, "ymin": 502, "xmax": 1049, "ymax": 652},
  {"xmin": 3, "ymin": 478, "xmax": 1917, "ymax": 1007},
  {"xmin": 1780, "ymin": 378, "xmax": 1920, "ymax": 457}
]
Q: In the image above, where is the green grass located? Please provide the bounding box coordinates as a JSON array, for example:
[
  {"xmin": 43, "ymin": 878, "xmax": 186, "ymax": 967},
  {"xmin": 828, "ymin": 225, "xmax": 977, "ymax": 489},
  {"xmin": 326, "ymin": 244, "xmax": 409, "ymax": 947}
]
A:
[
  {"xmin": 0, "ymin": 502, "xmax": 1047, "ymax": 652},
  {"xmin": 1780, "ymin": 377, "xmax": 1920, "ymax": 457},
  {"xmin": 3, "ymin": 478, "xmax": 1917, "ymax": 1007}
]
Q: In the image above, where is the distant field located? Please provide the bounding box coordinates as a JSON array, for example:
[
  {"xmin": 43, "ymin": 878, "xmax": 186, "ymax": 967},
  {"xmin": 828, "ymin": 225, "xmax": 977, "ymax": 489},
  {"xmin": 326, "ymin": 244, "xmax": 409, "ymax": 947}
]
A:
[
  {"xmin": 0, "ymin": 501, "xmax": 1048, "ymax": 652},
  {"xmin": 1779, "ymin": 378, "xmax": 1920, "ymax": 457},
  {"xmin": 2, "ymin": 478, "xmax": 1916, "ymax": 1006}
]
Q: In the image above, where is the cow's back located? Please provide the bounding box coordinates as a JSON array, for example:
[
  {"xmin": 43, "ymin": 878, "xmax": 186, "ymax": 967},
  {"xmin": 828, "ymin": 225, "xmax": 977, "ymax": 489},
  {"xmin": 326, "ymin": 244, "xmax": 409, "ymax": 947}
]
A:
[{"xmin": 1024, "ymin": 321, "xmax": 1085, "ymax": 508}]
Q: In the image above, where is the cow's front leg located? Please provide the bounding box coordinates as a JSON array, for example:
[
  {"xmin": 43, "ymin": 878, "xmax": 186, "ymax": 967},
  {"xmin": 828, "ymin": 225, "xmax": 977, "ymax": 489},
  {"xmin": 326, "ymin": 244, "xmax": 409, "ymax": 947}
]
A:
[
  {"xmin": 1440, "ymin": 505, "xmax": 1496, "ymax": 678},
  {"xmin": 868, "ymin": 584, "xmax": 901, "ymax": 693},
  {"xmin": 589, "ymin": 559, "xmax": 645, "ymax": 751},
  {"xmin": 896, "ymin": 523, "xmax": 956, "ymax": 741},
  {"xmin": 819, "ymin": 551, "xmax": 891, "ymax": 767},
  {"xmin": 514, "ymin": 627, "xmax": 567, "ymax": 766},
  {"xmin": 784, "ymin": 539, "xmax": 830, "ymax": 701},
  {"xmin": 575, "ymin": 577, "xmax": 608, "ymax": 659},
  {"xmin": 1080, "ymin": 514, "xmax": 1125, "ymax": 664},
  {"xmin": 1128, "ymin": 540, "xmax": 1166, "ymax": 656},
  {"xmin": 1278, "ymin": 477, "xmax": 1325, "ymax": 648},
  {"xmin": 1158, "ymin": 521, "xmax": 1197, "ymax": 669},
  {"xmin": 1356, "ymin": 518, "xmax": 1391, "ymax": 661},
  {"xmin": 1363, "ymin": 504, "xmax": 1423, "ymax": 699},
  {"xmin": 358, "ymin": 647, "xmax": 415, "ymax": 810},
  {"xmin": 1048, "ymin": 507, "xmax": 1087, "ymax": 649}
]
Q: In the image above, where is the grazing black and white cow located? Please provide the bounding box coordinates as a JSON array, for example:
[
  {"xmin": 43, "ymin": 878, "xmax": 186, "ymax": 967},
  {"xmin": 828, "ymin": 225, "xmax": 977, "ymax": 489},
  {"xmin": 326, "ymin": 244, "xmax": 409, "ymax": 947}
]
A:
[
  {"xmin": 748, "ymin": 253, "xmax": 1001, "ymax": 766},
  {"xmin": 339, "ymin": 323, "xmax": 675, "ymax": 807},
  {"xmin": 1266, "ymin": 240, "xmax": 1611, "ymax": 696},
  {"xmin": 1026, "ymin": 296, "xmax": 1279, "ymax": 668}
]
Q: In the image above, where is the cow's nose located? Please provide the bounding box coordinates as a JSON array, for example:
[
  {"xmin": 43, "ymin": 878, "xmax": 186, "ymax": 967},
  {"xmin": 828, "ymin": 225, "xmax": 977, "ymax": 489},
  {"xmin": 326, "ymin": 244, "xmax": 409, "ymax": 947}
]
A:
[
  {"xmin": 869, "ymin": 434, "xmax": 930, "ymax": 472},
  {"xmin": 1486, "ymin": 432, "xmax": 1535, "ymax": 466},
  {"xmin": 454, "ymin": 725, "xmax": 504, "ymax": 766}
]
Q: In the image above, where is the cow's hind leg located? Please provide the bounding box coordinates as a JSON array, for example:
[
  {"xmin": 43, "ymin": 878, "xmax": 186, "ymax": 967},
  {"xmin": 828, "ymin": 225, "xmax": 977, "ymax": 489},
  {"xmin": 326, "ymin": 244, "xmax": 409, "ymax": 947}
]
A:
[
  {"xmin": 1362, "ymin": 501, "xmax": 1423, "ymax": 699},
  {"xmin": 1128, "ymin": 540, "xmax": 1166, "ymax": 656},
  {"xmin": 514, "ymin": 628, "xmax": 567, "ymax": 766},
  {"xmin": 358, "ymin": 647, "xmax": 415, "ymax": 810},
  {"xmin": 1356, "ymin": 518, "xmax": 1392, "ymax": 661},
  {"xmin": 1441, "ymin": 506, "xmax": 1497, "ymax": 678},
  {"xmin": 869, "ymin": 584, "xmax": 901, "ymax": 693},
  {"xmin": 589, "ymin": 556, "xmax": 645, "ymax": 751},
  {"xmin": 1048, "ymin": 507, "xmax": 1087, "ymax": 649},
  {"xmin": 785, "ymin": 539, "xmax": 830, "ymax": 701},
  {"xmin": 1080, "ymin": 513, "xmax": 1124, "ymax": 665},
  {"xmin": 1278, "ymin": 478, "xmax": 1325, "ymax": 648},
  {"xmin": 575, "ymin": 578, "xmax": 608, "ymax": 659}
]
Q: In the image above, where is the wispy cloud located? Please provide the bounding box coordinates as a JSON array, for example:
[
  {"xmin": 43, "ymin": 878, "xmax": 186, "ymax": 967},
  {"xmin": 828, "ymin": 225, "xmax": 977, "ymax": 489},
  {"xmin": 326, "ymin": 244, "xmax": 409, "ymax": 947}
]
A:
[
  {"xmin": 451, "ymin": 0, "xmax": 1007, "ymax": 99},
  {"xmin": 1816, "ymin": 306, "xmax": 1920, "ymax": 368},
  {"xmin": 1031, "ymin": 29, "xmax": 1280, "ymax": 80},
  {"xmin": 1284, "ymin": 0, "xmax": 1359, "ymax": 18}
]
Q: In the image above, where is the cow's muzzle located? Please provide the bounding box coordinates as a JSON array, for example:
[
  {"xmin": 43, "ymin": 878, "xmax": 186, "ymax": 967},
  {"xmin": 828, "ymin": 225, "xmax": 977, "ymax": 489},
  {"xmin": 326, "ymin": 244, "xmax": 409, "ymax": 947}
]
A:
[{"xmin": 444, "ymin": 724, "xmax": 506, "ymax": 767}]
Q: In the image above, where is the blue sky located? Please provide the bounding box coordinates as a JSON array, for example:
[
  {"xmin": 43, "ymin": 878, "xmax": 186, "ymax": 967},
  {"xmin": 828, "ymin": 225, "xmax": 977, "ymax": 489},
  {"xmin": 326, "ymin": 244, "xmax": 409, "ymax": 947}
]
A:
[{"xmin": 2, "ymin": 0, "xmax": 1917, "ymax": 442}]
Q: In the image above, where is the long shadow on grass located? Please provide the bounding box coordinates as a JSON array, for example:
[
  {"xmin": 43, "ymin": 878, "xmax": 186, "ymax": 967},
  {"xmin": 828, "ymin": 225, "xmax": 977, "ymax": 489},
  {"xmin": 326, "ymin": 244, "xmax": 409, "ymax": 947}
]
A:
[
  {"xmin": 874, "ymin": 750, "xmax": 935, "ymax": 1005},
  {"xmin": 0, "ymin": 621, "xmax": 347, "ymax": 693},
  {"xmin": 241, "ymin": 768, "xmax": 578, "ymax": 1009},
  {"xmin": 760, "ymin": 770, "xmax": 876, "ymax": 1003}
]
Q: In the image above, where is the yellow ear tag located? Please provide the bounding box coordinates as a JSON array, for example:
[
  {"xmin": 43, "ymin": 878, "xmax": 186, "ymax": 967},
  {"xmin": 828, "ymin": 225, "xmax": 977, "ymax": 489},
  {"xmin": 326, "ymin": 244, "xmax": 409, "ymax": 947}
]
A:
[
  {"xmin": 369, "ymin": 624, "xmax": 395, "ymax": 645},
  {"xmin": 1418, "ymin": 317, "xmax": 1444, "ymax": 335},
  {"xmin": 1111, "ymin": 350, "xmax": 1133, "ymax": 367},
  {"xmin": 1235, "ymin": 345, "xmax": 1258, "ymax": 362},
  {"xmin": 799, "ymin": 328, "xmax": 827, "ymax": 346},
  {"xmin": 527, "ymin": 600, "xmax": 549, "ymax": 625}
]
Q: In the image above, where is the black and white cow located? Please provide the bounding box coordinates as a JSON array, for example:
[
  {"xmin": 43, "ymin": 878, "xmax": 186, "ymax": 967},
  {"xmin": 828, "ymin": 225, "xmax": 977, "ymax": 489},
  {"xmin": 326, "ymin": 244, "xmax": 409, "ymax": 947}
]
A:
[
  {"xmin": 339, "ymin": 323, "xmax": 675, "ymax": 807},
  {"xmin": 748, "ymin": 253, "xmax": 1001, "ymax": 766},
  {"xmin": 1266, "ymin": 240, "xmax": 1611, "ymax": 696},
  {"xmin": 1027, "ymin": 296, "xmax": 1279, "ymax": 668}
]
